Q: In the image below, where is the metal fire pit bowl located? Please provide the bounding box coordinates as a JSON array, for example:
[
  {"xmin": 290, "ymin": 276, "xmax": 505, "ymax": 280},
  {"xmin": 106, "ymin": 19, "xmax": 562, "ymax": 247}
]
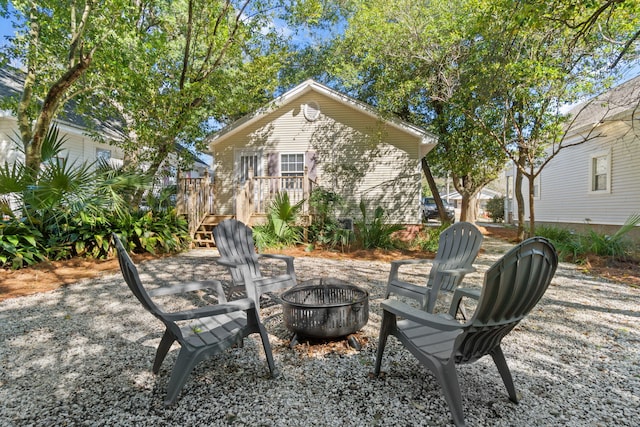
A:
[{"xmin": 281, "ymin": 278, "xmax": 369, "ymax": 347}]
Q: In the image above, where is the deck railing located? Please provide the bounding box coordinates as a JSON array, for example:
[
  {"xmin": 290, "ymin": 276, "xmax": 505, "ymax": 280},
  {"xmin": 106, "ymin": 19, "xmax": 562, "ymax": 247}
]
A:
[
  {"xmin": 177, "ymin": 168, "xmax": 314, "ymax": 234},
  {"xmin": 176, "ymin": 171, "xmax": 214, "ymax": 236},
  {"xmin": 236, "ymin": 167, "xmax": 314, "ymax": 225}
]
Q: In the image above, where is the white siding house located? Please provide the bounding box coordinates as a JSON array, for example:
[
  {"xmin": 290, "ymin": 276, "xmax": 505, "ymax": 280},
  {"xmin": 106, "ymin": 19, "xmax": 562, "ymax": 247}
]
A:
[
  {"xmin": 0, "ymin": 67, "xmax": 125, "ymax": 169},
  {"xmin": 1, "ymin": 66, "xmax": 210, "ymax": 190},
  {"xmin": 508, "ymin": 75, "xmax": 640, "ymax": 240},
  {"xmin": 206, "ymin": 80, "xmax": 437, "ymax": 225}
]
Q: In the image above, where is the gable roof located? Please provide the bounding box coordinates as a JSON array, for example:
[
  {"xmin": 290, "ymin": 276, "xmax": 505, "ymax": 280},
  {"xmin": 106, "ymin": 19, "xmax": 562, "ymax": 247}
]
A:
[
  {"xmin": 206, "ymin": 79, "xmax": 438, "ymax": 155},
  {"xmin": 566, "ymin": 74, "xmax": 640, "ymax": 131}
]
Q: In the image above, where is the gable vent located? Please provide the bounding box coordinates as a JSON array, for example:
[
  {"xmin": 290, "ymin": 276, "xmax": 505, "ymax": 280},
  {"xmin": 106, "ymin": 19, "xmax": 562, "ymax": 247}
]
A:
[{"xmin": 303, "ymin": 101, "xmax": 320, "ymax": 121}]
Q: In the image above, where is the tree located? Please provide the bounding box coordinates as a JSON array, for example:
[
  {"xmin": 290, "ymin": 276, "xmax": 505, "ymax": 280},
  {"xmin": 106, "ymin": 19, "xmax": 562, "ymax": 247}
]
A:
[
  {"xmin": 460, "ymin": 0, "xmax": 639, "ymax": 239},
  {"xmin": 0, "ymin": 0, "xmax": 140, "ymax": 177},
  {"xmin": 327, "ymin": 0, "xmax": 507, "ymax": 223}
]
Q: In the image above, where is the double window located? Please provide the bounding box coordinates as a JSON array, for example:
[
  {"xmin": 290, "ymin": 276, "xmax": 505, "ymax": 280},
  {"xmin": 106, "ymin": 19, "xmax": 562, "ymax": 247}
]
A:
[{"xmin": 281, "ymin": 153, "xmax": 304, "ymax": 189}]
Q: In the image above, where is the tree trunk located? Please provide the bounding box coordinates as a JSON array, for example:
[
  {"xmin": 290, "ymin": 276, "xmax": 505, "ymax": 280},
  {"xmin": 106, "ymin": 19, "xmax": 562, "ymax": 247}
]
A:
[
  {"xmin": 420, "ymin": 157, "xmax": 451, "ymax": 224},
  {"xmin": 514, "ymin": 158, "xmax": 526, "ymax": 241},
  {"xmin": 528, "ymin": 170, "xmax": 536, "ymax": 237},
  {"xmin": 23, "ymin": 60, "xmax": 93, "ymax": 176},
  {"xmin": 459, "ymin": 192, "xmax": 478, "ymax": 222}
]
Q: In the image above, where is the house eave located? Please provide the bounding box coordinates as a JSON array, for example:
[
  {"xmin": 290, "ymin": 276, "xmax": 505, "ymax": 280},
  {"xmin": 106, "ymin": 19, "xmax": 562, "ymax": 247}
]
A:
[{"xmin": 206, "ymin": 79, "xmax": 438, "ymax": 151}]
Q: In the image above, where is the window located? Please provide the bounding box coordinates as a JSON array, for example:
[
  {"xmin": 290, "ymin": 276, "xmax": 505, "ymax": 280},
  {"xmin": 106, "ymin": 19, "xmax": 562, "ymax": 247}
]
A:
[
  {"xmin": 590, "ymin": 151, "xmax": 610, "ymax": 193},
  {"xmin": 281, "ymin": 153, "xmax": 304, "ymax": 189},
  {"xmin": 96, "ymin": 148, "xmax": 111, "ymax": 162},
  {"xmin": 239, "ymin": 154, "xmax": 259, "ymax": 183}
]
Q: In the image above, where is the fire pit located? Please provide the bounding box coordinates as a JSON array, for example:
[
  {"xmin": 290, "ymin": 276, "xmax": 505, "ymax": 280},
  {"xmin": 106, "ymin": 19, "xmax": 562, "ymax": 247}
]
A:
[{"xmin": 281, "ymin": 278, "xmax": 369, "ymax": 349}]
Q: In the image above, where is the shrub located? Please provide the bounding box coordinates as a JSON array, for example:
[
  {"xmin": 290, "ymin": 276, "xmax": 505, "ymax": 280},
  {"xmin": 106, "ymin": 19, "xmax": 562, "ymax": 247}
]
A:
[
  {"xmin": 413, "ymin": 224, "xmax": 448, "ymax": 252},
  {"xmin": 0, "ymin": 220, "xmax": 46, "ymax": 269},
  {"xmin": 354, "ymin": 200, "xmax": 404, "ymax": 250},
  {"xmin": 253, "ymin": 192, "xmax": 304, "ymax": 250},
  {"xmin": 535, "ymin": 214, "xmax": 640, "ymax": 263},
  {"xmin": 308, "ymin": 187, "xmax": 353, "ymax": 250},
  {"xmin": 485, "ymin": 196, "xmax": 505, "ymax": 223}
]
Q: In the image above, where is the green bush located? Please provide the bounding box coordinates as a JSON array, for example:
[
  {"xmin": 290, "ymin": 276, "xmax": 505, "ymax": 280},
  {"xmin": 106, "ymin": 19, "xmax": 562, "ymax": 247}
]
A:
[
  {"xmin": 0, "ymin": 220, "xmax": 46, "ymax": 269},
  {"xmin": 308, "ymin": 187, "xmax": 353, "ymax": 250},
  {"xmin": 354, "ymin": 200, "xmax": 404, "ymax": 250},
  {"xmin": 253, "ymin": 192, "xmax": 304, "ymax": 250},
  {"xmin": 485, "ymin": 196, "xmax": 505, "ymax": 223},
  {"xmin": 0, "ymin": 125, "xmax": 190, "ymax": 269},
  {"xmin": 413, "ymin": 224, "xmax": 448, "ymax": 252},
  {"xmin": 535, "ymin": 214, "xmax": 640, "ymax": 263}
]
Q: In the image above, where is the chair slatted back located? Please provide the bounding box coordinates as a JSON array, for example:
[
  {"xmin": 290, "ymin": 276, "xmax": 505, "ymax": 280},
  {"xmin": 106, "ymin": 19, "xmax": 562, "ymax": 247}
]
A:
[
  {"xmin": 454, "ymin": 237, "xmax": 557, "ymax": 364},
  {"xmin": 112, "ymin": 233, "xmax": 163, "ymax": 318},
  {"xmin": 428, "ymin": 222, "xmax": 484, "ymax": 293},
  {"xmin": 213, "ymin": 219, "xmax": 261, "ymax": 285}
]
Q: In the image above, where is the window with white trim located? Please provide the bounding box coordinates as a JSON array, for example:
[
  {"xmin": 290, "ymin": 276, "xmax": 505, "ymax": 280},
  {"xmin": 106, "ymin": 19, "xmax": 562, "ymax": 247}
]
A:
[
  {"xmin": 590, "ymin": 151, "xmax": 610, "ymax": 193},
  {"xmin": 96, "ymin": 148, "xmax": 112, "ymax": 162},
  {"xmin": 281, "ymin": 153, "xmax": 304, "ymax": 189}
]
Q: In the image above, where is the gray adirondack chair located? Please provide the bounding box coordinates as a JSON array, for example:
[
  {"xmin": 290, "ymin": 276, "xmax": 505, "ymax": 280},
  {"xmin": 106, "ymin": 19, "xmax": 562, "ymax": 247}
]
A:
[
  {"xmin": 213, "ymin": 219, "xmax": 297, "ymax": 306},
  {"xmin": 374, "ymin": 237, "xmax": 558, "ymax": 427},
  {"xmin": 112, "ymin": 233, "xmax": 277, "ymax": 406},
  {"xmin": 386, "ymin": 221, "xmax": 483, "ymax": 313}
]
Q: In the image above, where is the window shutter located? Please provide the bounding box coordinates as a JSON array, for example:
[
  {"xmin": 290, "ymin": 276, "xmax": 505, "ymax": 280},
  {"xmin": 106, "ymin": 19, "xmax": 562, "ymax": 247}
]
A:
[
  {"xmin": 306, "ymin": 150, "xmax": 317, "ymax": 181},
  {"xmin": 267, "ymin": 152, "xmax": 279, "ymax": 176}
]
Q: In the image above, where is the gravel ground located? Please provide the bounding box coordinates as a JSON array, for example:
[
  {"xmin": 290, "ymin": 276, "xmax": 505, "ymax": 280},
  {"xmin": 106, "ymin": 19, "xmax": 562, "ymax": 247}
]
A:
[{"xmin": 1, "ymin": 238, "xmax": 638, "ymax": 426}]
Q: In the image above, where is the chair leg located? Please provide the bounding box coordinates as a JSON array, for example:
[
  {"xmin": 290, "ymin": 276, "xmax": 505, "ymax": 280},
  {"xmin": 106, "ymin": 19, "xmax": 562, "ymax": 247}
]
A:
[
  {"xmin": 490, "ymin": 346, "xmax": 518, "ymax": 403},
  {"xmin": 432, "ymin": 359, "xmax": 467, "ymax": 427},
  {"xmin": 153, "ymin": 330, "xmax": 176, "ymax": 374},
  {"xmin": 373, "ymin": 311, "xmax": 394, "ymax": 376},
  {"xmin": 256, "ymin": 323, "xmax": 278, "ymax": 377},
  {"xmin": 163, "ymin": 348, "xmax": 203, "ymax": 406}
]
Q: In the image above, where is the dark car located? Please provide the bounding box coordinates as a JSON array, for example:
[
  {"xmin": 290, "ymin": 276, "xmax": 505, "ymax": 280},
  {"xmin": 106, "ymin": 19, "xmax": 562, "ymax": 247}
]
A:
[{"xmin": 421, "ymin": 197, "xmax": 455, "ymax": 222}]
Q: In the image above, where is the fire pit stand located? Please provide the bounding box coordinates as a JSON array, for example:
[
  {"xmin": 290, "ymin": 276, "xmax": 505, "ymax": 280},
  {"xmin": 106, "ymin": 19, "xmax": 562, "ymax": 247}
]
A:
[{"xmin": 281, "ymin": 278, "xmax": 369, "ymax": 349}]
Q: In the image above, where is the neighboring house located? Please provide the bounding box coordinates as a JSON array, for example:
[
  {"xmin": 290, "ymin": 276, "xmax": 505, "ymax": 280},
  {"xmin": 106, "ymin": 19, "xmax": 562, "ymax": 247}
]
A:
[
  {"xmin": 0, "ymin": 66, "xmax": 211, "ymax": 191},
  {"xmin": 505, "ymin": 75, "xmax": 640, "ymax": 241},
  {"xmin": 0, "ymin": 67, "xmax": 125, "ymax": 169},
  {"xmin": 205, "ymin": 79, "xmax": 437, "ymax": 226}
]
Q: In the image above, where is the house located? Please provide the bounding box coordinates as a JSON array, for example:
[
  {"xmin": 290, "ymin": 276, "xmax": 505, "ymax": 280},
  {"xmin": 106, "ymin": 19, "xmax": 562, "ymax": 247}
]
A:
[
  {"xmin": 1, "ymin": 65, "xmax": 211, "ymax": 196},
  {"xmin": 0, "ymin": 66, "xmax": 125, "ymax": 168},
  {"xmin": 506, "ymin": 75, "xmax": 640, "ymax": 241},
  {"xmin": 205, "ymin": 79, "xmax": 437, "ymax": 228}
]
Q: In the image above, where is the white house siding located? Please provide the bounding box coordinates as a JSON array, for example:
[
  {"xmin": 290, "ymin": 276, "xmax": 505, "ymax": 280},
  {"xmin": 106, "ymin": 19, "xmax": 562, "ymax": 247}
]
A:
[
  {"xmin": 0, "ymin": 116, "xmax": 21, "ymax": 165},
  {"xmin": 525, "ymin": 119, "xmax": 640, "ymax": 227},
  {"xmin": 212, "ymin": 90, "xmax": 425, "ymax": 224},
  {"xmin": 0, "ymin": 116, "xmax": 124, "ymax": 168}
]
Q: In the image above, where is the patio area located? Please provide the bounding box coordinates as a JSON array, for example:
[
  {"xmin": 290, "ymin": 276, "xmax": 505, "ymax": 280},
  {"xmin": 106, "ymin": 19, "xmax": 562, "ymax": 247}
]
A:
[{"xmin": 1, "ymin": 237, "xmax": 638, "ymax": 426}]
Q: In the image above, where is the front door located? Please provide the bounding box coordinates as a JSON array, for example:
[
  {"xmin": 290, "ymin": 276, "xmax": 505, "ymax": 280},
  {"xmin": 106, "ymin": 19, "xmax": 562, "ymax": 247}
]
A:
[{"xmin": 236, "ymin": 150, "xmax": 262, "ymax": 184}]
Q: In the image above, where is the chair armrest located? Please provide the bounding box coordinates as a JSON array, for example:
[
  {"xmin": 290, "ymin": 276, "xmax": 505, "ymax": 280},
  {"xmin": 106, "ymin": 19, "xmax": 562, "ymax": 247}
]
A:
[
  {"xmin": 215, "ymin": 258, "xmax": 243, "ymax": 268},
  {"xmin": 386, "ymin": 279, "xmax": 426, "ymax": 303},
  {"xmin": 388, "ymin": 258, "xmax": 433, "ymax": 283},
  {"xmin": 148, "ymin": 280, "xmax": 226, "ymax": 302},
  {"xmin": 440, "ymin": 267, "xmax": 476, "ymax": 278},
  {"xmin": 164, "ymin": 298, "xmax": 256, "ymax": 321},
  {"xmin": 258, "ymin": 253, "xmax": 296, "ymax": 275},
  {"xmin": 381, "ymin": 299, "xmax": 463, "ymax": 331},
  {"xmin": 448, "ymin": 287, "xmax": 481, "ymax": 318}
]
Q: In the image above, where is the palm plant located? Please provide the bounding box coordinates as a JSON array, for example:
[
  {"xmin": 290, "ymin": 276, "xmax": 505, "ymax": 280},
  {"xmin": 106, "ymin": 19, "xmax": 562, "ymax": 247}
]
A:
[
  {"xmin": 253, "ymin": 191, "xmax": 305, "ymax": 249},
  {"xmin": 0, "ymin": 125, "xmax": 150, "ymax": 265}
]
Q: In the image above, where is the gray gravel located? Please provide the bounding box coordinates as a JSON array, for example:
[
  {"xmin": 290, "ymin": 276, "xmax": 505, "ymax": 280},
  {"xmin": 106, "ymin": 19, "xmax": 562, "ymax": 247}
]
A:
[{"xmin": 1, "ymin": 237, "xmax": 639, "ymax": 426}]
